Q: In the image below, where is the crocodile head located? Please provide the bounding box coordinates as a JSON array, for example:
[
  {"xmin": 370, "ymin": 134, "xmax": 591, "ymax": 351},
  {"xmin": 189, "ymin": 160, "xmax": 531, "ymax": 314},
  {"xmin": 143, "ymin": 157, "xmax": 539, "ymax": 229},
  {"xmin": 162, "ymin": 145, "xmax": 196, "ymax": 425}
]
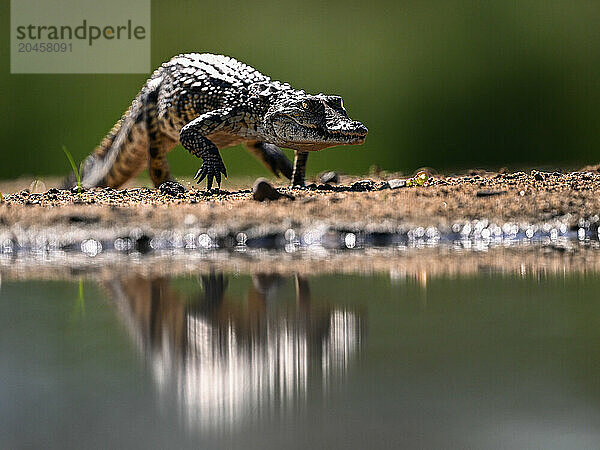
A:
[{"xmin": 263, "ymin": 93, "xmax": 368, "ymax": 151}]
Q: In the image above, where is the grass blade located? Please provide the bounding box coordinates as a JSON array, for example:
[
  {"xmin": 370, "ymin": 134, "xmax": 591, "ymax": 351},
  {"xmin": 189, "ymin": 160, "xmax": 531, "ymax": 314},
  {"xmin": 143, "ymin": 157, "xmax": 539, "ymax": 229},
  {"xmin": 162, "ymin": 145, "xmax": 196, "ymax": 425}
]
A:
[{"xmin": 62, "ymin": 145, "xmax": 82, "ymax": 194}]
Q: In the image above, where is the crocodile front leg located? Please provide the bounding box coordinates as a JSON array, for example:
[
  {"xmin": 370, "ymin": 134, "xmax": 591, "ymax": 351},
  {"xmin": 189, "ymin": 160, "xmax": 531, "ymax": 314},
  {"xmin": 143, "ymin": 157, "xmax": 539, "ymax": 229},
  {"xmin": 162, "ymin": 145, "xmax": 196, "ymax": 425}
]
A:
[{"xmin": 179, "ymin": 107, "xmax": 247, "ymax": 190}]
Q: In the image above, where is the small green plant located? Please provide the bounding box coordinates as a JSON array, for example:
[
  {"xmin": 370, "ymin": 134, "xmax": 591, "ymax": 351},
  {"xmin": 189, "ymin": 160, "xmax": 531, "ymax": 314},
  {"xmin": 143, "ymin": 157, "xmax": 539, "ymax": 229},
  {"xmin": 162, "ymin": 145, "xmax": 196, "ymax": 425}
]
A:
[
  {"xmin": 62, "ymin": 145, "xmax": 82, "ymax": 194},
  {"xmin": 78, "ymin": 278, "xmax": 85, "ymax": 313},
  {"xmin": 70, "ymin": 278, "xmax": 86, "ymax": 321},
  {"xmin": 0, "ymin": 191, "xmax": 3, "ymax": 202}
]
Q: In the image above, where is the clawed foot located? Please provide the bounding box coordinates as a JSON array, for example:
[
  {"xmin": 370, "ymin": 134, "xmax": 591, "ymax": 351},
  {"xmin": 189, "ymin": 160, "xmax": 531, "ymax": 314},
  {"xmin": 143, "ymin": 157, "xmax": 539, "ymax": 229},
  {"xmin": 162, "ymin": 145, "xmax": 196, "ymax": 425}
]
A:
[{"xmin": 195, "ymin": 158, "xmax": 227, "ymax": 191}]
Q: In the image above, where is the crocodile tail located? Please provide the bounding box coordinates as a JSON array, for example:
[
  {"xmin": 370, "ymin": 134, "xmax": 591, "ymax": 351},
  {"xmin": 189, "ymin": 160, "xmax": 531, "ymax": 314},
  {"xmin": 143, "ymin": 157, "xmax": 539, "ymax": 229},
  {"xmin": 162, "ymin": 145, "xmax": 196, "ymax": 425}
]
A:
[
  {"xmin": 61, "ymin": 119, "xmax": 122, "ymax": 189},
  {"xmin": 62, "ymin": 98, "xmax": 148, "ymax": 189}
]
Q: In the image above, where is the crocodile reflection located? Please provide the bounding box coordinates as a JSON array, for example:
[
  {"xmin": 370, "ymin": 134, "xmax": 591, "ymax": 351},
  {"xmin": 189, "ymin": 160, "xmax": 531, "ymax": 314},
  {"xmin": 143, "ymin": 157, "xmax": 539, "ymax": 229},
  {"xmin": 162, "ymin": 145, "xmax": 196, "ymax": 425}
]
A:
[{"xmin": 106, "ymin": 273, "xmax": 363, "ymax": 431}]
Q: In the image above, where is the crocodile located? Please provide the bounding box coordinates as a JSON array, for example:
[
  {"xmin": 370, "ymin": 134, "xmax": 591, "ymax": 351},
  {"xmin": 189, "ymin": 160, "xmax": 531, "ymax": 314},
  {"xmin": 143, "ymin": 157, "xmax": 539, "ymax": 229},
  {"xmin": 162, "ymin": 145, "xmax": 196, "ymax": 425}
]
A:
[{"xmin": 67, "ymin": 53, "xmax": 368, "ymax": 191}]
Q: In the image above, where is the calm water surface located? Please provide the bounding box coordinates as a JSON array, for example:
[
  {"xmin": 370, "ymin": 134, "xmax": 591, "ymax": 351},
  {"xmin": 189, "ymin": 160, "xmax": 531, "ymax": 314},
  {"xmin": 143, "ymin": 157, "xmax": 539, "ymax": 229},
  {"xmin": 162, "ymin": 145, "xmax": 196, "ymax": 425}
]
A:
[{"xmin": 2, "ymin": 270, "xmax": 600, "ymax": 449}]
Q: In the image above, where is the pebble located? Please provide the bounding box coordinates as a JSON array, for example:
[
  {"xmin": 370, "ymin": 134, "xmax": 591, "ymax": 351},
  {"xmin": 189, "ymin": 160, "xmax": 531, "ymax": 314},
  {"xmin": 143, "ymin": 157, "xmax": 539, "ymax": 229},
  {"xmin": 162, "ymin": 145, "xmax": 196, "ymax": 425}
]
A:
[
  {"xmin": 387, "ymin": 179, "xmax": 407, "ymax": 189},
  {"xmin": 532, "ymin": 171, "xmax": 546, "ymax": 181},
  {"xmin": 350, "ymin": 180, "xmax": 375, "ymax": 192},
  {"xmin": 253, "ymin": 178, "xmax": 294, "ymax": 201},
  {"xmin": 29, "ymin": 180, "xmax": 46, "ymax": 193},
  {"xmin": 159, "ymin": 180, "xmax": 186, "ymax": 196},
  {"xmin": 320, "ymin": 171, "xmax": 339, "ymax": 184}
]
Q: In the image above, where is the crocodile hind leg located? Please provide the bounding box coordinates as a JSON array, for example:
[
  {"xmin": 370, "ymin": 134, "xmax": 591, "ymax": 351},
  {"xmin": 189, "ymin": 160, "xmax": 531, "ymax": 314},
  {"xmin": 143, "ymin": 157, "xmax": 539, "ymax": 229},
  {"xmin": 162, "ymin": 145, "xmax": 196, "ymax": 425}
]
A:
[
  {"xmin": 104, "ymin": 122, "xmax": 149, "ymax": 188},
  {"xmin": 245, "ymin": 141, "xmax": 293, "ymax": 179},
  {"xmin": 146, "ymin": 90, "xmax": 178, "ymax": 187},
  {"xmin": 291, "ymin": 151, "xmax": 309, "ymax": 186},
  {"xmin": 148, "ymin": 132, "xmax": 178, "ymax": 187}
]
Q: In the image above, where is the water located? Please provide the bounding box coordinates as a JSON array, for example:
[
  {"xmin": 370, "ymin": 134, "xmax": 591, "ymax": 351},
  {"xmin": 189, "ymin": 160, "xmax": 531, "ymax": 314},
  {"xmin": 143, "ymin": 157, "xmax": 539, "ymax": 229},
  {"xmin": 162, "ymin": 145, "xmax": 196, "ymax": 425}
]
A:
[{"xmin": 2, "ymin": 262, "xmax": 600, "ymax": 448}]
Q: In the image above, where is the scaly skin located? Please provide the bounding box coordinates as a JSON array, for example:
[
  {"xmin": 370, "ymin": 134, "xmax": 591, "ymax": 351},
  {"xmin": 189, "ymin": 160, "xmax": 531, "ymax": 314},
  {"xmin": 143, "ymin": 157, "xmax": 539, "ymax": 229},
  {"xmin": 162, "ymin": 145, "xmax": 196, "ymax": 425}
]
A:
[{"xmin": 68, "ymin": 53, "xmax": 368, "ymax": 191}]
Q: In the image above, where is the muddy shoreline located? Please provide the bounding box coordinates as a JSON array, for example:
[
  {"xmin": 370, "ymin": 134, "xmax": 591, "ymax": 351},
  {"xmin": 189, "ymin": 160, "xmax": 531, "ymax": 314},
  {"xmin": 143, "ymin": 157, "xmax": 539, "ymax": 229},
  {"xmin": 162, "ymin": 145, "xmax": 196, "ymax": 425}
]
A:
[{"xmin": 1, "ymin": 169, "xmax": 600, "ymax": 252}]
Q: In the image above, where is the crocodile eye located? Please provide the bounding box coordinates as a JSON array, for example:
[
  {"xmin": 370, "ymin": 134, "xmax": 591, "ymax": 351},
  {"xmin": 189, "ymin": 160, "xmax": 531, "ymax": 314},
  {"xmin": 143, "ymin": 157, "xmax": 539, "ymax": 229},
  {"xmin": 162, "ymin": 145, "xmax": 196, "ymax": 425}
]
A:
[{"xmin": 301, "ymin": 101, "xmax": 309, "ymax": 109}]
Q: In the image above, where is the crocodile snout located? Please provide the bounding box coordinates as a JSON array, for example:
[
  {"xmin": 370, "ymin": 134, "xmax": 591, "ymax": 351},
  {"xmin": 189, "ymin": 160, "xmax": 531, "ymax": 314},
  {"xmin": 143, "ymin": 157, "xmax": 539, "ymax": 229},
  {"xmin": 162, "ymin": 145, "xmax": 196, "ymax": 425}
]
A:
[{"xmin": 354, "ymin": 122, "xmax": 368, "ymax": 136}]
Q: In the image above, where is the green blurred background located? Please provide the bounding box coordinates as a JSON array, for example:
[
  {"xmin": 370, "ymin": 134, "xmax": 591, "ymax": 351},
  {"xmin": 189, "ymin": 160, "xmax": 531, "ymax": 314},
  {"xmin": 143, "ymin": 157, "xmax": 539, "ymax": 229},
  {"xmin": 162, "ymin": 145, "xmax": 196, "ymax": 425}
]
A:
[{"xmin": 2, "ymin": 0, "xmax": 600, "ymax": 181}]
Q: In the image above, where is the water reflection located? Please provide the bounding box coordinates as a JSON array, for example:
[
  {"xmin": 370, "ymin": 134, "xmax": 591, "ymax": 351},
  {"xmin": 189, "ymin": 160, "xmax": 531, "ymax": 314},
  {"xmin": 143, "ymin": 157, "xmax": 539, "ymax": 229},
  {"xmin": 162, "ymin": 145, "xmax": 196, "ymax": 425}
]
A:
[{"xmin": 105, "ymin": 273, "xmax": 363, "ymax": 432}]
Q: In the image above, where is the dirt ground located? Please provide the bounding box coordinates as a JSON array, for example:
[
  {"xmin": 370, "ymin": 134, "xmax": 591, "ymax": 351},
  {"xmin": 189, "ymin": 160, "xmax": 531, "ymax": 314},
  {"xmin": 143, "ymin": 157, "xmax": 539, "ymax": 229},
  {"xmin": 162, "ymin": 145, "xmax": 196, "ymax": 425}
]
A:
[{"xmin": 1, "ymin": 169, "xmax": 600, "ymax": 241}]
